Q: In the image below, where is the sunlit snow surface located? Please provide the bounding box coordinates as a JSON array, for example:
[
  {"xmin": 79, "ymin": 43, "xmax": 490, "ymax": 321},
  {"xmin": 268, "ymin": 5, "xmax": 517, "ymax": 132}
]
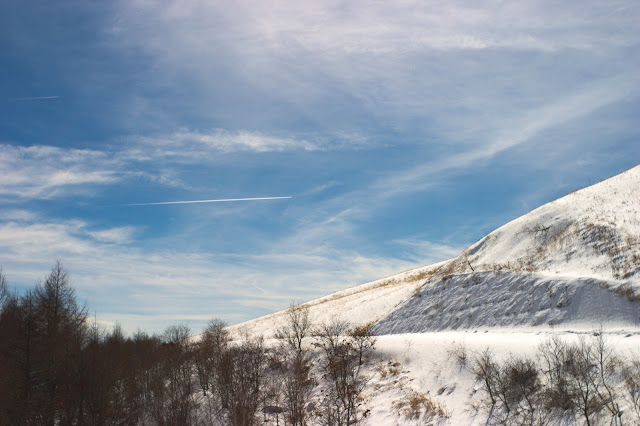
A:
[
  {"xmin": 368, "ymin": 331, "xmax": 640, "ymax": 425},
  {"xmin": 229, "ymin": 165, "xmax": 639, "ymax": 424}
]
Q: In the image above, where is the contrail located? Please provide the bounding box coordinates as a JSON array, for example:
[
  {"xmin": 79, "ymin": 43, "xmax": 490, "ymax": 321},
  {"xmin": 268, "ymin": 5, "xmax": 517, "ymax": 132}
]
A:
[
  {"xmin": 123, "ymin": 196, "xmax": 292, "ymax": 206},
  {"xmin": 14, "ymin": 96, "xmax": 60, "ymax": 101}
]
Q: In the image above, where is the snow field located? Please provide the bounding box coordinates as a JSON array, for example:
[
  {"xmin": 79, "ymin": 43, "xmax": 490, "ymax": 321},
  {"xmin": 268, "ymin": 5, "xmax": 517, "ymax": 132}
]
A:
[{"xmin": 365, "ymin": 330, "xmax": 640, "ymax": 425}]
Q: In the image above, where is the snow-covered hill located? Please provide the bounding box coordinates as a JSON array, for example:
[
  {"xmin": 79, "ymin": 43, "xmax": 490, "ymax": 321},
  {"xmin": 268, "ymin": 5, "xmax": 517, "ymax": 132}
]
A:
[
  {"xmin": 227, "ymin": 165, "xmax": 640, "ymax": 425},
  {"xmin": 372, "ymin": 164, "xmax": 640, "ymax": 334},
  {"xmin": 233, "ymin": 165, "xmax": 640, "ymax": 336},
  {"xmin": 439, "ymin": 164, "xmax": 640, "ymax": 283}
]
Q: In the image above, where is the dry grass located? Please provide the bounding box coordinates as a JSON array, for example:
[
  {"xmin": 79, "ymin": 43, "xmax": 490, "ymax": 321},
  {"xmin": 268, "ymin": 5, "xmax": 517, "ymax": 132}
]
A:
[
  {"xmin": 435, "ymin": 256, "xmax": 471, "ymax": 280},
  {"xmin": 377, "ymin": 360, "xmax": 403, "ymax": 379},
  {"xmin": 576, "ymin": 221, "xmax": 640, "ymax": 279},
  {"xmin": 479, "ymin": 218, "xmax": 639, "ymax": 285},
  {"xmin": 393, "ymin": 389, "xmax": 450, "ymax": 421},
  {"xmin": 405, "ymin": 267, "xmax": 440, "ymax": 283}
]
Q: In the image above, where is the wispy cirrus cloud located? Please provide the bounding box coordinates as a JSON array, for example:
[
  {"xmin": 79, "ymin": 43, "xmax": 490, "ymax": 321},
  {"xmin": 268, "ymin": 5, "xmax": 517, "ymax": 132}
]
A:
[
  {"xmin": 86, "ymin": 226, "xmax": 137, "ymax": 244},
  {"xmin": 130, "ymin": 129, "xmax": 321, "ymax": 157},
  {"xmin": 102, "ymin": 0, "xmax": 640, "ymax": 184},
  {"xmin": 123, "ymin": 129, "xmax": 373, "ymax": 165},
  {"xmin": 118, "ymin": 1, "xmax": 636, "ymax": 60},
  {"xmin": 0, "ymin": 127, "xmax": 344, "ymax": 201},
  {"xmin": 112, "ymin": 0, "xmax": 639, "ymax": 121},
  {"xmin": 240, "ymin": 0, "xmax": 636, "ymax": 54},
  {"xmin": 0, "ymin": 144, "xmax": 120, "ymax": 200},
  {"xmin": 371, "ymin": 73, "xmax": 639, "ymax": 199}
]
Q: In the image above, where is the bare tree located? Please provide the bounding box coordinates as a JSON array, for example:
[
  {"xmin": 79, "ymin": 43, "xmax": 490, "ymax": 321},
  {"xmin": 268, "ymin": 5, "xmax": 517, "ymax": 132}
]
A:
[
  {"xmin": 0, "ymin": 268, "xmax": 8, "ymax": 311},
  {"xmin": 471, "ymin": 348, "xmax": 499, "ymax": 409},
  {"xmin": 622, "ymin": 354, "xmax": 640, "ymax": 423},
  {"xmin": 314, "ymin": 320, "xmax": 374, "ymax": 426},
  {"xmin": 348, "ymin": 324, "xmax": 376, "ymax": 370},
  {"xmin": 216, "ymin": 334, "xmax": 267, "ymax": 426},
  {"xmin": 497, "ymin": 355, "xmax": 541, "ymax": 423},
  {"xmin": 538, "ymin": 335, "xmax": 574, "ymax": 413},
  {"xmin": 152, "ymin": 324, "xmax": 196, "ymax": 425},
  {"xmin": 194, "ymin": 319, "xmax": 229, "ymax": 424},
  {"xmin": 275, "ymin": 302, "xmax": 312, "ymax": 356},
  {"xmin": 566, "ymin": 336, "xmax": 606, "ymax": 426},
  {"xmin": 592, "ymin": 333, "xmax": 623, "ymax": 425},
  {"xmin": 273, "ymin": 302, "xmax": 315, "ymax": 425}
]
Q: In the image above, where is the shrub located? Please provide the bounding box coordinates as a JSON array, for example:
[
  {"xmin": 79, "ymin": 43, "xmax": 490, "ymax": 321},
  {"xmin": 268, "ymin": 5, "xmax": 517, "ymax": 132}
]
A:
[
  {"xmin": 622, "ymin": 355, "xmax": 640, "ymax": 423},
  {"xmin": 313, "ymin": 320, "xmax": 376, "ymax": 426},
  {"xmin": 393, "ymin": 389, "xmax": 449, "ymax": 421},
  {"xmin": 447, "ymin": 340, "xmax": 469, "ymax": 369}
]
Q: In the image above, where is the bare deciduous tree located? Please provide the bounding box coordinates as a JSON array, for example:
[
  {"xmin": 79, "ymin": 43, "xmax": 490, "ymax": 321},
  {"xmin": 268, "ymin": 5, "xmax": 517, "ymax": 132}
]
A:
[
  {"xmin": 194, "ymin": 318, "xmax": 229, "ymax": 423},
  {"xmin": 217, "ymin": 334, "xmax": 267, "ymax": 426},
  {"xmin": 314, "ymin": 320, "xmax": 374, "ymax": 426},
  {"xmin": 275, "ymin": 302, "xmax": 311, "ymax": 356},
  {"xmin": 622, "ymin": 354, "xmax": 640, "ymax": 423},
  {"xmin": 0, "ymin": 268, "xmax": 8, "ymax": 311},
  {"xmin": 275, "ymin": 302, "xmax": 315, "ymax": 426},
  {"xmin": 472, "ymin": 348, "xmax": 499, "ymax": 408}
]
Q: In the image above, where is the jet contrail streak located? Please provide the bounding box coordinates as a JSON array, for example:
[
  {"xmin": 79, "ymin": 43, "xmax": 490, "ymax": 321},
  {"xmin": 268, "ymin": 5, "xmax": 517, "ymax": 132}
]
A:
[
  {"xmin": 124, "ymin": 196, "xmax": 292, "ymax": 206},
  {"xmin": 14, "ymin": 96, "xmax": 60, "ymax": 101}
]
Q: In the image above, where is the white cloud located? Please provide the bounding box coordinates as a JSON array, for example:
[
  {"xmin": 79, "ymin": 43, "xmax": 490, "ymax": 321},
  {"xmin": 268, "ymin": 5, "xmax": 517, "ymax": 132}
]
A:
[
  {"xmin": 87, "ymin": 227, "xmax": 137, "ymax": 244},
  {"xmin": 121, "ymin": 1, "xmax": 636, "ymax": 58},
  {"xmin": 13, "ymin": 96, "xmax": 60, "ymax": 101},
  {"xmin": 172, "ymin": 129, "xmax": 319, "ymax": 152},
  {"xmin": 0, "ymin": 126, "xmax": 344, "ymax": 202},
  {"xmin": 109, "ymin": 0, "xmax": 639, "ymax": 154},
  {"xmin": 371, "ymin": 74, "xmax": 638, "ymax": 199},
  {"xmin": 130, "ymin": 129, "xmax": 321, "ymax": 158},
  {"xmin": 124, "ymin": 129, "xmax": 374, "ymax": 162},
  {"xmin": 0, "ymin": 144, "xmax": 120, "ymax": 200},
  {"xmin": 0, "ymin": 209, "xmax": 39, "ymax": 221}
]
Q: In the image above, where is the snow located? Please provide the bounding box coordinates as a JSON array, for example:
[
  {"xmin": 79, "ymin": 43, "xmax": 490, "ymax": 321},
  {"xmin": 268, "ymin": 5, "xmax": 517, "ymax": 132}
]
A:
[
  {"xmin": 367, "ymin": 330, "xmax": 640, "ymax": 425},
  {"xmin": 373, "ymin": 271, "xmax": 640, "ymax": 334},
  {"xmin": 228, "ymin": 261, "xmax": 449, "ymax": 338},
  {"xmin": 456, "ymin": 164, "xmax": 640, "ymax": 283},
  {"xmin": 226, "ymin": 165, "xmax": 640, "ymax": 424}
]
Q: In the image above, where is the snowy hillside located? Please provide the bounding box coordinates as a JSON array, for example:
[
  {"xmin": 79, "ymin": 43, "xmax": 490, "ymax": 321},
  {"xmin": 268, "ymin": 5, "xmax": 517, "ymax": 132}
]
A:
[
  {"xmin": 225, "ymin": 166, "xmax": 640, "ymax": 425},
  {"xmin": 437, "ymin": 164, "xmax": 640, "ymax": 282},
  {"xmin": 372, "ymin": 271, "xmax": 640, "ymax": 335},
  {"xmin": 366, "ymin": 330, "xmax": 640, "ymax": 425},
  {"xmin": 373, "ymin": 164, "xmax": 640, "ymax": 334},
  {"xmin": 228, "ymin": 261, "xmax": 448, "ymax": 338},
  {"xmin": 233, "ymin": 165, "xmax": 640, "ymax": 337}
]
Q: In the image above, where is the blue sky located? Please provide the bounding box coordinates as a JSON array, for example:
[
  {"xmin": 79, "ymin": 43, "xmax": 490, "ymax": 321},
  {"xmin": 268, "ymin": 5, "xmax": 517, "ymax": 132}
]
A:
[{"xmin": 1, "ymin": 0, "xmax": 638, "ymax": 334}]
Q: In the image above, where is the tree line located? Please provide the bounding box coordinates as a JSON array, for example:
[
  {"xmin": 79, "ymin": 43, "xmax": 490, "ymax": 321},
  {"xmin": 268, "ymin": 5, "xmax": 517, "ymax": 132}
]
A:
[{"xmin": 0, "ymin": 262, "xmax": 376, "ymax": 425}]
